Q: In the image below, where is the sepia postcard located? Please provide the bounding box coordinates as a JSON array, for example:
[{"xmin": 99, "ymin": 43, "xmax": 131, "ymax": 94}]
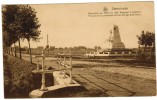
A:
[{"xmin": 2, "ymin": 1, "xmax": 156, "ymax": 98}]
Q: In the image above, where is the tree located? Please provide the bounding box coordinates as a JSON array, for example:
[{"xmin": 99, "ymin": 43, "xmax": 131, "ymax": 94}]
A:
[
  {"xmin": 3, "ymin": 31, "xmax": 18, "ymax": 56},
  {"xmin": 97, "ymin": 46, "xmax": 101, "ymax": 50},
  {"xmin": 137, "ymin": 31, "xmax": 155, "ymax": 52},
  {"xmin": 2, "ymin": 5, "xmax": 19, "ymax": 57},
  {"xmin": 94, "ymin": 46, "xmax": 101, "ymax": 52},
  {"xmin": 18, "ymin": 5, "xmax": 41, "ymax": 63},
  {"xmin": 137, "ymin": 31, "xmax": 155, "ymax": 62}
]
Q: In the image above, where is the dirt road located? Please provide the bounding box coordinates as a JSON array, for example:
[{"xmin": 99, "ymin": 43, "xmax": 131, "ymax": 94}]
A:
[
  {"xmin": 92, "ymin": 66, "xmax": 156, "ymax": 80},
  {"xmin": 72, "ymin": 68, "xmax": 156, "ymax": 96},
  {"xmin": 22, "ymin": 56, "xmax": 156, "ymax": 96}
]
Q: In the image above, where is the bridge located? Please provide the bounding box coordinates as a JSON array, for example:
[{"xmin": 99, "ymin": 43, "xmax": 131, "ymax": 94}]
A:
[{"xmin": 29, "ymin": 50, "xmax": 82, "ymax": 98}]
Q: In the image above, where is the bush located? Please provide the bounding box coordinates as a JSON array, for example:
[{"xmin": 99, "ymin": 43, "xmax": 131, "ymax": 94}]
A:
[{"xmin": 137, "ymin": 52, "xmax": 156, "ymax": 64}]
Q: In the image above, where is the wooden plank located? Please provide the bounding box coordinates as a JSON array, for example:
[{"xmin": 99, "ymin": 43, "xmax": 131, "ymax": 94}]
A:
[{"xmin": 57, "ymin": 61, "xmax": 71, "ymax": 69}]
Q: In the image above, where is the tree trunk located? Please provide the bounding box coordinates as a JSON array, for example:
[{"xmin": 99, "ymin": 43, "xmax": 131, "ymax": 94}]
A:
[
  {"xmin": 8, "ymin": 47, "xmax": 10, "ymax": 55},
  {"xmin": 8, "ymin": 47, "xmax": 10, "ymax": 54},
  {"xmin": 28, "ymin": 40, "xmax": 32, "ymax": 64},
  {"xmin": 150, "ymin": 47, "xmax": 152, "ymax": 63},
  {"xmin": 150, "ymin": 42, "xmax": 154, "ymax": 62},
  {"xmin": 8, "ymin": 47, "xmax": 9, "ymax": 55},
  {"xmin": 144, "ymin": 44, "xmax": 147, "ymax": 62},
  {"xmin": 14, "ymin": 43, "xmax": 17, "ymax": 57},
  {"xmin": 7, "ymin": 47, "xmax": 9, "ymax": 54},
  {"xmin": 137, "ymin": 44, "xmax": 140, "ymax": 62},
  {"xmin": 11, "ymin": 47, "xmax": 13, "ymax": 56},
  {"xmin": 144, "ymin": 44, "xmax": 147, "ymax": 52},
  {"xmin": 18, "ymin": 39, "xmax": 22, "ymax": 59},
  {"xmin": 9, "ymin": 47, "xmax": 11, "ymax": 55}
]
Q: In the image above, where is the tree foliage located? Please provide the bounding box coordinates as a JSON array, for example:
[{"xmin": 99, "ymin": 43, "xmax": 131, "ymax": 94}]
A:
[
  {"xmin": 17, "ymin": 5, "xmax": 41, "ymax": 63},
  {"xmin": 2, "ymin": 5, "xmax": 41, "ymax": 62},
  {"xmin": 18, "ymin": 5, "xmax": 41, "ymax": 42},
  {"xmin": 137, "ymin": 31, "xmax": 155, "ymax": 51},
  {"xmin": 2, "ymin": 5, "xmax": 19, "ymax": 47},
  {"xmin": 3, "ymin": 5, "xmax": 41, "ymax": 43}
]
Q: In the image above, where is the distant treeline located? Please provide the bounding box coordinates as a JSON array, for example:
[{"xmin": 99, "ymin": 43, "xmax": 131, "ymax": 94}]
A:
[{"xmin": 7, "ymin": 46, "xmax": 97, "ymax": 55}]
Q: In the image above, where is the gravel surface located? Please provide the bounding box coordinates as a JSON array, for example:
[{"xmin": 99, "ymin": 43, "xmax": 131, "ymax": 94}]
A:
[{"xmin": 92, "ymin": 66, "xmax": 156, "ymax": 80}]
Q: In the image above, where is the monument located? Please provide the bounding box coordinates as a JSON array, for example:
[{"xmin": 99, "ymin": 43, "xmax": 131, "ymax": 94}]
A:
[
  {"xmin": 112, "ymin": 25, "xmax": 125, "ymax": 50},
  {"xmin": 86, "ymin": 25, "xmax": 135, "ymax": 57}
]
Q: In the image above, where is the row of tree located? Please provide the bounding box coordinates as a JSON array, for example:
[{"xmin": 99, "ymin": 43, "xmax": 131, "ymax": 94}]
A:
[
  {"xmin": 2, "ymin": 5, "xmax": 41, "ymax": 63},
  {"xmin": 2, "ymin": 5, "xmax": 155, "ymax": 63}
]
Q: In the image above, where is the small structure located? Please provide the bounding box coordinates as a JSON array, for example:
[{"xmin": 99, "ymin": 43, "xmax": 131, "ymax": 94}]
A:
[{"xmin": 29, "ymin": 50, "xmax": 81, "ymax": 98}]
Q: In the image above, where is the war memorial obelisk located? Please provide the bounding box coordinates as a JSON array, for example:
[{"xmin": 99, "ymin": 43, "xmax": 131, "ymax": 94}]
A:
[
  {"xmin": 105, "ymin": 25, "xmax": 133, "ymax": 56},
  {"xmin": 112, "ymin": 25, "xmax": 125, "ymax": 50},
  {"xmin": 86, "ymin": 24, "xmax": 134, "ymax": 57}
]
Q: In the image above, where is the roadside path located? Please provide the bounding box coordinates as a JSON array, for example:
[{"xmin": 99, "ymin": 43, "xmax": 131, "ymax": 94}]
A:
[
  {"xmin": 92, "ymin": 66, "xmax": 156, "ymax": 80},
  {"xmin": 72, "ymin": 68, "xmax": 156, "ymax": 96}
]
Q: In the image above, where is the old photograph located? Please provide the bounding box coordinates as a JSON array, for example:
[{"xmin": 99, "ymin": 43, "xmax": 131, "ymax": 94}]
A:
[{"xmin": 2, "ymin": 1, "xmax": 156, "ymax": 98}]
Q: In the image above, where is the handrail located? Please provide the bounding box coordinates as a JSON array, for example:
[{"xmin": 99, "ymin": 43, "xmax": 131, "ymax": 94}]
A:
[{"xmin": 57, "ymin": 50, "xmax": 73, "ymax": 83}]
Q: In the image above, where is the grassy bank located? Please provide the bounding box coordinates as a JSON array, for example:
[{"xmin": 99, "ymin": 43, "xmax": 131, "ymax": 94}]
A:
[
  {"xmin": 3, "ymin": 54, "xmax": 54, "ymax": 98},
  {"xmin": 3, "ymin": 54, "xmax": 37, "ymax": 98}
]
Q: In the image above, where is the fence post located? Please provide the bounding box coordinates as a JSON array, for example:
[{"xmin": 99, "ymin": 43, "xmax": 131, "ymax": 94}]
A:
[
  {"xmin": 57, "ymin": 54, "xmax": 59, "ymax": 69},
  {"xmin": 40, "ymin": 50, "xmax": 48, "ymax": 91},
  {"xmin": 37, "ymin": 50, "xmax": 40, "ymax": 70},
  {"xmin": 63, "ymin": 56, "xmax": 67, "ymax": 78},
  {"xmin": 59, "ymin": 54, "xmax": 63, "ymax": 75},
  {"xmin": 69, "ymin": 50, "xmax": 73, "ymax": 84}
]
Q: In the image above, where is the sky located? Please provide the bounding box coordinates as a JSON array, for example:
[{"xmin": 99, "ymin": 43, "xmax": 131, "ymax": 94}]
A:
[{"xmin": 19, "ymin": 2, "xmax": 155, "ymax": 49}]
